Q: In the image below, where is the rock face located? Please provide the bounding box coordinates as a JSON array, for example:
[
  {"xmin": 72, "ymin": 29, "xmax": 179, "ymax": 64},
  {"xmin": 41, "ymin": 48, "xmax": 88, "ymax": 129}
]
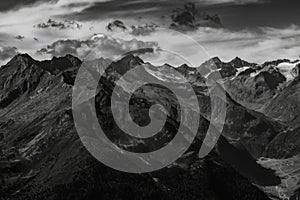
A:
[
  {"xmin": 263, "ymin": 77, "xmax": 300, "ymax": 129},
  {"xmin": 200, "ymin": 57, "xmax": 257, "ymax": 80},
  {"xmin": 225, "ymin": 65, "xmax": 286, "ymax": 111},
  {"xmin": 1, "ymin": 53, "xmax": 298, "ymax": 200},
  {"xmin": 261, "ymin": 77, "xmax": 300, "ymax": 159},
  {"xmin": 213, "ymin": 57, "xmax": 300, "ymax": 159}
]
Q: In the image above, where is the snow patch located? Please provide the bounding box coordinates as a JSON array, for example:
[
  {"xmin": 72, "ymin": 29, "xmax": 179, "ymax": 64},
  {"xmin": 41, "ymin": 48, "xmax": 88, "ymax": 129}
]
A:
[{"xmin": 277, "ymin": 62, "xmax": 300, "ymax": 81}]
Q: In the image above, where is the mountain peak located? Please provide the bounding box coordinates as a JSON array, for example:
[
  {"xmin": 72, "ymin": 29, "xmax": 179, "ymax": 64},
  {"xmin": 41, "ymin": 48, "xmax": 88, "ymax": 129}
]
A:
[
  {"xmin": 10, "ymin": 53, "xmax": 35, "ymax": 63},
  {"xmin": 5, "ymin": 53, "xmax": 36, "ymax": 69},
  {"xmin": 178, "ymin": 63, "xmax": 192, "ymax": 70},
  {"xmin": 211, "ymin": 56, "xmax": 222, "ymax": 63},
  {"xmin": 37, "ymin": 55, "xmax": 82, "ymax": 75},
  {"xmin": 119, "ymin": 54, "xmax": 144, "ymax": 66},
  {"xmin": 108, "ymin": 54, "xmax": 144, "ymax": 75},
  {"xmin": 229, "ymin": 57, "xmax": 253, "ymax": 68},
  {"xmin": 199, "ymin": 57, "xmax": 223, "ymax": 71},
  {"xmin": 231, "ymin": 56, "xmax": 242, "ymax": 62}
]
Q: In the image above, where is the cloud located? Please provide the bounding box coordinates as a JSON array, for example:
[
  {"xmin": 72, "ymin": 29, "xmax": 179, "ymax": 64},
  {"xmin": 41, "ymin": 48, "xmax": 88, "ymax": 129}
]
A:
[
  {"xmin": 35, "ymin": 19, "xmax": 82, "ymax": 30},
  {"xmin": 130, "ymin": 23, "xmax": 159, "ymax": 36},
  {"xmin": 0, "ymin": 33, "xmax": 12, "ymax": 44},
  {"xmin": 0, "ymin": 0, "xmax": 113, "ymax": 59},
  {"xmin": 0, "ymin": 0, "xmax": 58, "ymax": 12},
  {"xmin": 123, "ymin": 48, "xmax": 156, "ymax": 56},
  {"xmin": 0, "ymin": 46, "xmax": 18, "ymax": 61},
  {"xmin": 116, "ymin": 25, "xmax": 300, "ymax": 67},
  {"xmin": 106, "ymin": 20, "xmax": 127, "ymax": 32},
  {"xmin": 170, "ymin": 2, "xmax": 222, "ymax": 31},
  {"xmin": 0, "ymin": 0, "xmax": 297, "ymax": 67},
  {"xmin": 15, "ymin": 35, "xmax": 25, "ymax": 41},
  {"xmin": 0, "ymin": 0, "xmax": 100, "ymax": 28},
  {"xmin": 104, "ymin": 19, "xmax": 159, "ymax": 36},
  {"xmin": 187, "ymin": 25, "xmax": 300, "ymax": 63},
  {"xmin": 199, "ymin": 0, "xmax": 269, "ymax": 5},
  {"xmin": 64, "ymin": 0, "xmax": 268, "ymax": 21},
  {"xmin": 37, "ymin": 33, "xmax": 160, "ymax": 60}
]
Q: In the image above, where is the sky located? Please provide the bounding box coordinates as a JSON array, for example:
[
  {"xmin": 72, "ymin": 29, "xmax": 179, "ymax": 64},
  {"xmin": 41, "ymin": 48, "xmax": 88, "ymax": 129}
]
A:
[{"xmin": 0, "ymin": 0, "xmax": 299, "ymax": 66}]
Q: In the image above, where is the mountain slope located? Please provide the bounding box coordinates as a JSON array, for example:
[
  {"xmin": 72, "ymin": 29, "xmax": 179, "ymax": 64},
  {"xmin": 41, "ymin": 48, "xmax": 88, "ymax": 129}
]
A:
[{"xmin": 0, "ymin": 54, "xmax": 282, "ymax": 200}]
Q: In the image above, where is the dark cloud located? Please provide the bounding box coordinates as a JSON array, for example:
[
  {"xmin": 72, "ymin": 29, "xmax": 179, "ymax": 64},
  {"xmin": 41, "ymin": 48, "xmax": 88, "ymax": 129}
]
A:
[
  {"xmin": 35, "ymin": 19, "xmax": 82, "ymax": 30},
  {"xmin": 0, "ymin": 46, "xmax": 18, "ymax": 61},
  {"xmin": 201, "ymin": 0, "xmax": 300, "ymax": 30},
  {"xmin": 15, "ymin": 35, "xmax": 25, "ymax": 40},
  {"xmin": 57, "ymin": 0, "xmax": 300, "ymax": 31},
  {"xmin": 101, "ymin": 3, "xmax": 222, "ymax": 34},
  {"xmin": 170, "ymin": 2, "xmax": 222, "ymax": 31},
  {"xmin": 62, "ymin": 0, "xmax": 196, "ymax": 21},
  {"xmin": 0, "ymin": 0, "xmax": 57, "ymax": 12},
  {"xmin": 61, "ymin": 0, "xmax": 267, "ymax": 22},
  {"xmin": 105, "ymin": 20, "xmax": 158, "ymax": 36},
  {"xmin": 36, "ymin": 34, "xmax": 160, "ymax": 59},
  {"xmin": 107, "ymin": 20, "xmax": 127, "ymax": 32}
]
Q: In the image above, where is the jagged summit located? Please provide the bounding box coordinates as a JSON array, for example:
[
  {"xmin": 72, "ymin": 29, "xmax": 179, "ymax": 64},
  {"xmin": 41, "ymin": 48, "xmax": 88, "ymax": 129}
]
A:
[
  {"xmin": 211, "ymin": 56, "xmax": 222, "ymax": 63},
  {"xmin": 177, "ymin": 63, "xmax": 197, "ymax": 72},
  {"xmin": 120, "ymin": 54, "xmax": 144, "ymax": 65},
  {"xmin": 0, "ymin": 53, "xmax": 84, "ymax": 108},
  {"xmin": 229, "ymin": 57, "xmax": 256, "ymax": 68},
  {"xmin": 108, "ymin": 54, "xmax": 144, "ymax": 75},
  {"xmin": 262, "ymin": 59, "xmax": 291, "ymax": 67},
  {"xmin": 5, "ymin": 53, "xmax": 36, "ymax": 68},
  {"xmin": 12, "ymin": 53, "xmax": 35, "ymax": 61}
]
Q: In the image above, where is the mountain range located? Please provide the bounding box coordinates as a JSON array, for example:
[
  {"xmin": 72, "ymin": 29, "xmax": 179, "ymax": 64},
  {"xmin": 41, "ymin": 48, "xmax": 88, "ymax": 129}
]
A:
[{"xmin": 1, "ymin": 53, "xmax": 300, "ymax": 200}]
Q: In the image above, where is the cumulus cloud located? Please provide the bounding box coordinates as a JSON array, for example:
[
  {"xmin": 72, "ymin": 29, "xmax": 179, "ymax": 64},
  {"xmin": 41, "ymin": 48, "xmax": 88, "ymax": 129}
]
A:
[
  {"xmin": 37, "ymin": 33, "xmax": 160, "ymax": 60},
  {"xmin": 0, "ymin": 46, "xmax": 18, "ymax": 63},
  {"xmin": 35, "ymin": 19, "xmax": 82, "ymax": 30},
  {"xmin": 105, "ymin": 20, "xmax": 158, "ymax": 36}
]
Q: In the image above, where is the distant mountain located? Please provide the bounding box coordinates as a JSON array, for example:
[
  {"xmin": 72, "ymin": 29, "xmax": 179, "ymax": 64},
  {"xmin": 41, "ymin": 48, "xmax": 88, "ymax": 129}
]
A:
[
  {"xmin": 225, "ymin": 65, "xmax": 286, "ymax": 111},
  {"xmin": 208, "ymin": 57, "xmax": 300, "ymax": 113},
  {"xmin": 229, "ymin": 57, "xmax": 257, "ymax": 69},
  {"xmin": 201, "ymin": 57, "xmax": 300, "ymax": 160},
  {"xmin": 199, "ymin": 56, "xmax": 257, "ymax": 80}
]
